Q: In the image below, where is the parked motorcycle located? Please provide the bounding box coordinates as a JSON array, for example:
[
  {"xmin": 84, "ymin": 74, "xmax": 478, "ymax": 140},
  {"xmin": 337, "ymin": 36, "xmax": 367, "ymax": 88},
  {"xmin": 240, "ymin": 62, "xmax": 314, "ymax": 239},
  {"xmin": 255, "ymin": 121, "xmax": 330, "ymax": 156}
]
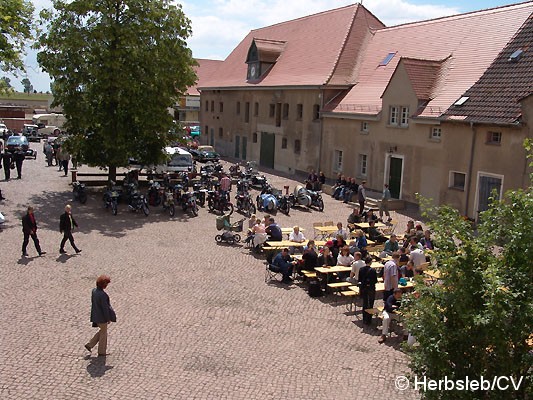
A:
[
  {"xmin": 72, "ymin": 181, "xmax": 88, "ymax": 204},
  {"xmin": 125, "ymin": 183, "xmax": 149, "ymax": 216},
  {"xmin": 290, "ymin": 185, "xmax": 324, "ymax": 211},
  {"xmin": 207, "ymin": 190, "xmax": 234, "ymax": 215},
  {"xmin": 192, "ymin": 182, "xmax": 208, "ymax": 207},
  {"xmin": 235, "ymin": 180, "xmax": 256, "ymax": 217},
  {"xmin": 229, "ymin": 162, "xmax": 242, "ymax": 177},
  {"xmin": 162, "ymin": 186, "xmax": 176, "ymax": 217},
  {"xmin": 103, "ymin": 181, "xmax": 121, "ymax": 215},
  {"xmin": 148, "ymin": 181, "xmax": 163, "ymax": 207},
  {"xmin": 181, "ymin": 191, "xmax": 199, "ymax": 216}
]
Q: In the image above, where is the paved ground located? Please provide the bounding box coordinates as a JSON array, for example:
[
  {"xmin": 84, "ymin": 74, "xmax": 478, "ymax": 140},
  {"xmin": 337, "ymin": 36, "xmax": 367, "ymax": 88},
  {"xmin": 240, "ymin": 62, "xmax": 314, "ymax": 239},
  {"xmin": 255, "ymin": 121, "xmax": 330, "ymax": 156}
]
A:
[{"xmin": 0, "ymin": 143, "xmax": 420, "ymax": 399}]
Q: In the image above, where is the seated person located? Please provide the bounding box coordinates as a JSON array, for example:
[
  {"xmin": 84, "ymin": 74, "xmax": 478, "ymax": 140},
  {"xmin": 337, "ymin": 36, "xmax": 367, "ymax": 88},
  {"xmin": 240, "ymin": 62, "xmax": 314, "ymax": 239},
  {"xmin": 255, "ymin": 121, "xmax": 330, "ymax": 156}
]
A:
[
  {"xmin": 404, "ymin": 236, "xmax": 424, "ymax": 250},
  {"xmin": 342, "ymin": 178, "xmax": 358, "ymax": 203},
  {"xmin": 265, "ymin": 217, "xmax": 282, "ymax": 241},
  {"xmin": 419, "ymin": 230, "xmax": 435, "ymax": 250},
  {"xmin": 398, "ymin": 247, "xmax": 409, "ymax": 264},
  {"xmin": 363, "ymin": 209, "xmax": 378, "ymax": 223},
  {"xmin": 318, "ymin": 171, "xmax": 326, "ymax": 189},
  {"xmin": 409, "ymin": 244, "xmax": 426, "ymax": 270},
  {"xmin": 367, "ymin": 220, "xmax": 387, "ymax": 243},
  {"xmin": 403, "ymin": 220, "xmax": 416, "ymax": 242},
  {"xmin": 349, "ymin": 230, "xmax": 368, "ymax": 257},
  {"xmin": 383, "ymin": 234, "xmax": 400, "ymax": 255},
  {"xmin": 336, "ymin": 245, "xmax": 354, "ymax": 280},
  {"xmin": 317, "ymin": 246, "xmax": 335, "ymax": 267},
  {"xmin": 272, "ymin": 248, "xmax": 298, "ymax": 284},
  {"xmin": 330, "ymin": 234, "xmax": 347, "ymax": 260},
  {"xmin": 379, "ymin": 289, "xmax": 406, "ymax": 343},
  {"xmin": 247, "ymin": 213, "xmax": 257, "ymax": 230},
  {"xmin": 288, "ymin": 225, "xmax": 306, "ymax": 254},
  {"xmin": 346, "ymin": 251, "xmax": 365, "ymax": 284},
  {"xmin": 347, "ymin": 208, "xmax": 361, "ymax": 230},
  {"xmin": 334, "ymin": 222, "xmax": 349, "ymax": 240},
  {"xmin": 414, "ymin": 224, "xmax": 424, "ymax": 241},
  {"xmin": 251, "ymin": 219, "xmax": 268, "ymax": 250},
  {"xmin": 400, "ymin": 260, "xmax": 415, "ymax": 279},
  {"xmin": 301, "ymin": 240, "xmax": 318, "ymax": 273},
  {"xmin": 332, "ymin": 174, "xmax": 346, "ymax": 199}
]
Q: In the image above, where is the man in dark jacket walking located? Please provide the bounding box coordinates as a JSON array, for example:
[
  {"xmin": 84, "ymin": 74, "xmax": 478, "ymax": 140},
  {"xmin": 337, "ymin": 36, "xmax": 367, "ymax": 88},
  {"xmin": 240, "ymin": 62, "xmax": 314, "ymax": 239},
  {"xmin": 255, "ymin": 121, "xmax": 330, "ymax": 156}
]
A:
[
  {"xmin": 85, "ymin": 275, "xmax": 116, "ymax": 356},
  {"xmin": 59, "ymin": 204, "xmax": 81, "ymax": 254},
  {"xmin": 2, "ymin": 150, "xmax": 12, "ymax": 180},
  {"xmin": 22, "ymin": 206, "xmax": 46, "ymax": 257}
]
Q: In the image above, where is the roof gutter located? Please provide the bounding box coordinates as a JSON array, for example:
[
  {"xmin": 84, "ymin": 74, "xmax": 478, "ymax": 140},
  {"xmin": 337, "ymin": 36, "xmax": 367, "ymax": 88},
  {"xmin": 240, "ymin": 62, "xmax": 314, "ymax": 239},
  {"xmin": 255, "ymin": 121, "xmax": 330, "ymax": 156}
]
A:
[{"xmin": 198, "ymin": 84, "xmax": 352, "ymax": 91}]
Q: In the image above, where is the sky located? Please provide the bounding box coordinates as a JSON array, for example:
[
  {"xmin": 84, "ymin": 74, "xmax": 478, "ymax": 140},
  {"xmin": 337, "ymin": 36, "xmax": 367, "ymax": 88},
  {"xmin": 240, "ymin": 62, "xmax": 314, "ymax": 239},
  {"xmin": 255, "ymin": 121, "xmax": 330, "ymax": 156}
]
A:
[{"xmin": 6, "ymin": 0, "xmax": 524, "ymax": 92}]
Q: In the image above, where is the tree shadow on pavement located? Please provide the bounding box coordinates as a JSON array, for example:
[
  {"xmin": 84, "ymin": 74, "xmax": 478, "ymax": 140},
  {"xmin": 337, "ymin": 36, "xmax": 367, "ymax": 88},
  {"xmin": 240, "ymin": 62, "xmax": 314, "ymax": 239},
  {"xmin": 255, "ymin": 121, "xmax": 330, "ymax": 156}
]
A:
[
  {"xmin": 86, "ymin": 356, "xmax": 113, "ymax": 378},
  {"xmin": 25, "ymin": 189, "xmax": 197, "ymax": 238}
]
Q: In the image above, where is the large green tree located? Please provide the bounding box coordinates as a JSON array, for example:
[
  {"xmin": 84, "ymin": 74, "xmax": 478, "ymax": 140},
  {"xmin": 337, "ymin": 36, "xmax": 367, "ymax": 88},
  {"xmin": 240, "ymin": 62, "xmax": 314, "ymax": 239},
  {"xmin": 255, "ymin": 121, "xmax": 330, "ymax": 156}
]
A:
[
  {"xmin": 37, "ymin": 0, "xmax": 197, "ymax": 180},
  {"xmin": 403, "ymin": 142, "xmax": 533, "ymax": 399},
  {"xmin": 0, "ymin": 0, "xmax": 34, "ymax": 93}
]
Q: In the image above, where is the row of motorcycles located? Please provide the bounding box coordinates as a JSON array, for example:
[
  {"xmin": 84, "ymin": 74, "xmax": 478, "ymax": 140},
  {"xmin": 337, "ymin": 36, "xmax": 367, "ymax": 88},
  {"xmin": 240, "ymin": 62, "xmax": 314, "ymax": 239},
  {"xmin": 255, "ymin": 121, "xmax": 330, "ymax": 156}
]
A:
[
  {"xmin": 256, "ymin": 183, "xmax": 324, "ymax": 215},
  {"xmin": 103, "ymin": 181, "xmax": 150, "ymax": 216}
]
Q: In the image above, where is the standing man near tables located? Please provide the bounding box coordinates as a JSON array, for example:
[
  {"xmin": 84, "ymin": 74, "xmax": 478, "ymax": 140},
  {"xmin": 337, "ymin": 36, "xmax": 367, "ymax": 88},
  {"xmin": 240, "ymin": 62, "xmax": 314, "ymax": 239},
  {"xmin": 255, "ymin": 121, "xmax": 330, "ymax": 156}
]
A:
[
  {"xmin": 383, "ymin": 252, "xmax": 399, "ymax": 300},
  {"xmin": 59, "ymin": 204, "xmax": 82, "ymax": 254},
  {"xmin": 357, "ymin": 180, "xmax": 366, "ymax": 215},
  {"xmin": 21, "ymin": 206, "xmax": 46, "ymax": 257},
  {"xmin": 358, "ymin": 257, "xmax": 378, "ymax": 325},
  {"xmin": 379, "ymin": 183, "xmax": 392, "ymax": 222}
]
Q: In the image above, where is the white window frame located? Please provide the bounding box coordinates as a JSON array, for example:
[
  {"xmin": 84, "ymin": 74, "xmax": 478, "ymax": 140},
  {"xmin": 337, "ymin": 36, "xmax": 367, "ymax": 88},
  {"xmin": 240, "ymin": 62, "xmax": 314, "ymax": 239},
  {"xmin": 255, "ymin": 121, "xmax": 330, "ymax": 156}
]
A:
[
  {"xmin": 430, "ymin": 127, "xmax": 442, "ymax": 140},
  {"xmin": 333, "ymin": 150, "xmax": 343, "ymax": 173},
  {"xmin": 486, "ymin": 131, "xmax": 502, "ymax": 145},
  {"xmin": 359, "ymin": 154, "xmax": 368, "ymax": 177},
  {"xmin": 361, "ymin": 121, "xmax": 369, "ymax": 134},
  {"xmin": 389, "ymin": 106, "xmax": 398, "ymax": 125},
  {"xmin": 400, "ymin": 106, "xmax": 409, "ymax": 127},
  {"xmin": 449, "ymin": 171, "xmax": 466, "ymax": 190}
]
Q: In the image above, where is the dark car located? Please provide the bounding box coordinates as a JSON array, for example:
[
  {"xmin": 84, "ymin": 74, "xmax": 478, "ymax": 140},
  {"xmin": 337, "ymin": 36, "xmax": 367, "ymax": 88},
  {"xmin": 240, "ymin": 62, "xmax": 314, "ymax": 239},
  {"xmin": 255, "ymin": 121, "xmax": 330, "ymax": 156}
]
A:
[
  {"xmin": 190, "ymin": 145, "xmax": 220, "ymax": 163},
  {"xmin": 6, "ymin": 135, "xmax": 37, "ymax": 159}
]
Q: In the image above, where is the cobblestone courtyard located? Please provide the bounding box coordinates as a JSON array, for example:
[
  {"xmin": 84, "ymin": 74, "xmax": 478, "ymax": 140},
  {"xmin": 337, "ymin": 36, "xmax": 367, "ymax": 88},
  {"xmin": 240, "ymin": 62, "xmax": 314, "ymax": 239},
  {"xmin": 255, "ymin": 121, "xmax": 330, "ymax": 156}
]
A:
[{"xmin": 0, "ymin": 144, "xmax": 419, "ymax": 399}]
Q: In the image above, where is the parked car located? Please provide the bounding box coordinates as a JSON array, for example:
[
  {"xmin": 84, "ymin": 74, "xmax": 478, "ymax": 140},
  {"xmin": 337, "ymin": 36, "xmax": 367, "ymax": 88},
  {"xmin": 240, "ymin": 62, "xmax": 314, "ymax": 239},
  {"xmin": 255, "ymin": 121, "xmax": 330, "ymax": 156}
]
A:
[
  {"xmin": 190, "ymin": 145, "xmax": 220, "ymax": 162},
  {"xmin": 6, "ymin": 135, "xmax": 37, "ymax": 159}
]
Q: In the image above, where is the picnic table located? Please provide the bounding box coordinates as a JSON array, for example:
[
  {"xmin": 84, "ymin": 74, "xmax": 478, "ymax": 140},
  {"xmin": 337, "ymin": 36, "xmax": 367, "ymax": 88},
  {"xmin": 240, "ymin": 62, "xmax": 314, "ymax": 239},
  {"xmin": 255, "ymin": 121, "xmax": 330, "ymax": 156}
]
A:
[
  {"xmin": 352, "ymin": 222, "xmax": 386, "ymax": 230},
  {"xmin": 313, "ymin": 225, "xmax": 338, "ymax": 239}
]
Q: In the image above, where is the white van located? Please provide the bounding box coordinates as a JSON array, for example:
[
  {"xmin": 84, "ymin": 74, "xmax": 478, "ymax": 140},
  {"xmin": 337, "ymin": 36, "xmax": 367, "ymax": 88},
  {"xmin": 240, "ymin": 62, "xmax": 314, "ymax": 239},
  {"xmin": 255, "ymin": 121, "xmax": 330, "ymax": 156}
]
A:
[{"xmin": 153, "ymin": 147, "xmax": 195, "ymax": 174}]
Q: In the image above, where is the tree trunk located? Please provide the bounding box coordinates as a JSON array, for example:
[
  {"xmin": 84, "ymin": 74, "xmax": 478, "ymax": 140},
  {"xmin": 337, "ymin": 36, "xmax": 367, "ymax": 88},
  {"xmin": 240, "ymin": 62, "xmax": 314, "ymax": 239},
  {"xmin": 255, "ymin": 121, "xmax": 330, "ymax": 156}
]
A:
[{"xmin": 108, "ymin": 166, "xmax": 117, "ymax": 183}]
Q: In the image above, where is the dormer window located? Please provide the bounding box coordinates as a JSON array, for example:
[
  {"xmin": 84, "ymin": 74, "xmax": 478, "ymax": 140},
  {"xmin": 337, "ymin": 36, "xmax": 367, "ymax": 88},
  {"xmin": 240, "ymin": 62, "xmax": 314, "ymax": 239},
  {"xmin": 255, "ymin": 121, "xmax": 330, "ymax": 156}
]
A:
[{"xmin": 246, "ymin": 38, "xmax": 286, "ymax": 81}]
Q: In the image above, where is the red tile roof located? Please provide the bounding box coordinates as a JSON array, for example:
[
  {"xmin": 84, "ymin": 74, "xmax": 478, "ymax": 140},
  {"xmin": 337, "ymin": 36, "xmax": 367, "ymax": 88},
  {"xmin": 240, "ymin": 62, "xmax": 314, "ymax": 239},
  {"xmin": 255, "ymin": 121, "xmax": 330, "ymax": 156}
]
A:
[
  {"xmin": 199, "ymin": 4, "xmax": 384, "ymax": 89},
  {"xmin": 443, "ymin": 14, "xmax": 533, "ymax": 124},
  {"xmin": 187, "ymin": 59, "xmax": 223, "ymax": 96},
  {"xmin": 330, "ymin": 2, "xmax": 533, "ymax": 118}
]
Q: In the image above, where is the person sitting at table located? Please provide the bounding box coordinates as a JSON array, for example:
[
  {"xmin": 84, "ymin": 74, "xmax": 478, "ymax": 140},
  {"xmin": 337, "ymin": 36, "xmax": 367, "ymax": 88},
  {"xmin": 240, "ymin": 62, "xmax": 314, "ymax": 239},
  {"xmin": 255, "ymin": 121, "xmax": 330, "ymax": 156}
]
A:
[
  {"xmin": 288, "ymin": 225, "xmax": 306, "ymax": 254},
  {"xmin": 330, "ymin": 234, "xmax": 347, "ymax": 260},
  {"xmin": 272, "ymin": 248, "xmax": 298, "ymax": 284},
  {"xmin": 336, "ymin": 245, "xmax": 354, "ymax": 280},
  {"xmin": 414, "ymin": 224, "xmax": 425, "ymax": 241},
  {"xmin": 251, "ymin": 218, "xmax": 268, "ymax": 251},
  {"xmin": 300, "ymin": 240, "xmax": 318, "ymax": 274},
  {"xmin": 362, "ymin": 209, "xmax": 378, "ymax": 223},
  {"xmin": 334, "ymin": 222, "xmax": 349, "ymax": 240},
  {"xmin": 347, "ymin": 208, "xmax": 362, "ymax": 229},
  {"xmin": 404, "ymin": 236, "xmax": 424, "ymax": 250},
  {"xmin": 403, "ymin": 220, "xmax": 416, "ymax": 242},
  {"xmin": 317, "ymin": 246, "xmax": 335, "ymax": 267},
  {"xmin": 383, "ymin": 234, "xmax": 399, "ymax": 256},
  {"xmin": 367, "ymin": 220, "xmax": 387, "ymax": 244},
  {"xmin": 248, "ymin": 213, "xmax": 257, "ymax": 230},
  {"xmin": 350, "ymin": 230, "xmax": 368, "ymax": 257},
  {"xmin": 409, "ymin": 244, "xmax": 426, "ymax": 270},
  {"xmin": 383, "ymin": 252, "xmax": 399, "ymax": 300},
  {"xmin": 419, "ymin": 230, "xmax": 435, "ymax": 250},
  {"xmin": 398, "ymin": 247, "xmax": 409, "ymax": 265},
  {"xmin": 265, "ymin": 217, "xmax": 282, "ymax": 241},
  {"xmin": 358, "ymin": 256, "xmax": 378, "ymax": 325},
  {"xmin": 400, "ymin": 260, "xmax": 415, "ymax": 279},
  {"xmin": 262, "ymin": 214, "xmax": 271, "ymax": 226},
  {"xmin": 346, "ymin": 251, "xmax": 365, "ymax": 284},
  {"xmin": 379, "ymin": 288, "xmax": 405, "ymax": 343}
]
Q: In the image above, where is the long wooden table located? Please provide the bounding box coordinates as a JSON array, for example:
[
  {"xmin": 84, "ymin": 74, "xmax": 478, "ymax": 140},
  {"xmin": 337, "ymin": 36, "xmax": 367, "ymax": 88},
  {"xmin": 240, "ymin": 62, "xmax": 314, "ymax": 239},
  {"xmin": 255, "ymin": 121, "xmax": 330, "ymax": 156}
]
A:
[
  {"xmin": 264, "ymin": 239, "xmax": 327, "ymax": 249},
  {"xmin": 281, "ymin": 227, "xmax": 305, "ymax": 237},
  {"xmin": 352, "ymin": 222, "xmax": 386, "ymax": 230},
  {"xmin": 315, "ymin": 265, "xmax": 352, "ymax": 286},
  {"xmin": 313, "ymin": 225, "xmax": 339, "ymax": 239},
  {"xmin": 349, "ymin": 280, "xmax": 415, "ymax": 293}
]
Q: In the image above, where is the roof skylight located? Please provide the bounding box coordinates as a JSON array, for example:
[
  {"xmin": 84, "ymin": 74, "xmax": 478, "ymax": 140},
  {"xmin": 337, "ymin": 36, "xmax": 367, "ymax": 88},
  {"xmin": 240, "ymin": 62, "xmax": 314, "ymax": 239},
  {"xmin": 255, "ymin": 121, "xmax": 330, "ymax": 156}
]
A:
[
  {"xmin": 509, "ymin": 49, "xmax": 523, "ymax": 62},
  {"xmin": 454, "ymin": 96, "xmax": 469, "ymax": 106},
  {"xmin": 379, "ymin": 52, "xmax": 396, "ymax": 66}
]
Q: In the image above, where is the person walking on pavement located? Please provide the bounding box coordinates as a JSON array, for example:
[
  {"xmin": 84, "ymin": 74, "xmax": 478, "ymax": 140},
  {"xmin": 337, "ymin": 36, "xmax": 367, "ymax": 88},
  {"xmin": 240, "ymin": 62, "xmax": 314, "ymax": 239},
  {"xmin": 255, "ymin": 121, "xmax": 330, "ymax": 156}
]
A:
[
  {"xmin": 379, "ymin": 183, "xmax": 392, "ymax": 222},
  {"xmin": 357, "ymin": 180, "xmax": 366, "ymax": 215},
  {"xmin": 59, "ymin": 204, "xmax": 82, "ymax": 254},
  {"xmin": 14, "ymin": 147, "xmax": 25, "ymax": 179},
  {"xmin": 22, "ymin": 206, "xmax": 46, "ymax": 257},
  {"xmin": 2, "ymin": 150, "xmax": 12, "ymax": 181},
  {"xmin": 85, "ymin": 275, "xmax": 116, "ymax": 356},
  {"xmin": 61, "ymin": 149, "xmax": 70, "ymax": 176}
]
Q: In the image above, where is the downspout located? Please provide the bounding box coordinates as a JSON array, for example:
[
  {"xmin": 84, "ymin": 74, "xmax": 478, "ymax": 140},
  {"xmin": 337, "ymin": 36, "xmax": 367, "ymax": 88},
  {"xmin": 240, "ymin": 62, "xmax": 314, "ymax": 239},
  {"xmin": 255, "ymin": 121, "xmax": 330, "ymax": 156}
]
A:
[
  {"xmin": 465, "ymin": 121, "xmax": 476, "ymax": 217},
  {"xmin": 317, "ymin": 89, "xmax": 325, "ymax": 174}
]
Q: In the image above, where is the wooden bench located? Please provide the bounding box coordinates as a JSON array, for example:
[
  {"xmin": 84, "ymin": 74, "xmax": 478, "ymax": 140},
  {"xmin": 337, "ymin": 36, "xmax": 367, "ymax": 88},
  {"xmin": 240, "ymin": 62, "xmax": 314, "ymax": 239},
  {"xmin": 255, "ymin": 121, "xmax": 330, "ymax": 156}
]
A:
[
  {"xmin": 301, "ymin": 270, "xmax": 317, "ymax": 279},
  {"xmin": 340, "ymin": 289, "xmax": 360, "ymax": 313},
  {"xmin": 327, "ymin": 281, "xmax": 352, "ymax": 291}
]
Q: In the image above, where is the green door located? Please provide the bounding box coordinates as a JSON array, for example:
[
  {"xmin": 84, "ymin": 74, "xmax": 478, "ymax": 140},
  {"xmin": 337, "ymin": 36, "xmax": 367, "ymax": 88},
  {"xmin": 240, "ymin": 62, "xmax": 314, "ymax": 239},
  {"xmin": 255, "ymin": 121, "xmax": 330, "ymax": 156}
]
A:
[
  {"xmin": 260, "ymin": 132, "xmax": 275, "ymax": 169},
  {"xmin": 234, "ymin": 135, "xmax": 240, "ymax": 158},
  {"xmin": 388, "ymin": 157, "xmax": 402, "ymax": 199},
  {"xmin": 242, "ymin": 136, "xmax": 247, "ymax": 160}
]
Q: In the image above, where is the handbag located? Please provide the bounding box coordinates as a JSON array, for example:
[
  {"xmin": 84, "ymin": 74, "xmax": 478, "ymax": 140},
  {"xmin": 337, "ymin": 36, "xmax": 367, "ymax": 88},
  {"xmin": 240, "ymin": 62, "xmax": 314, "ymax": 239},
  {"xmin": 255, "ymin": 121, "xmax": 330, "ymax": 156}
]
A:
[{"xmin": 10, "ymin": 161, "xmax": 15, "ymax": 170}]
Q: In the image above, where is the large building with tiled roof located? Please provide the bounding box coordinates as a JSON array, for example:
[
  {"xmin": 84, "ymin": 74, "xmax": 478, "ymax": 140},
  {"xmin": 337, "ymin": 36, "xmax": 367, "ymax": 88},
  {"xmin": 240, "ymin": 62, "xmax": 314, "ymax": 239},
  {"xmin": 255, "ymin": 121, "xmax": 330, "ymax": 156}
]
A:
[{"xmin": 199, "ymin": 2, "xmax": 533, "ymax": 219}]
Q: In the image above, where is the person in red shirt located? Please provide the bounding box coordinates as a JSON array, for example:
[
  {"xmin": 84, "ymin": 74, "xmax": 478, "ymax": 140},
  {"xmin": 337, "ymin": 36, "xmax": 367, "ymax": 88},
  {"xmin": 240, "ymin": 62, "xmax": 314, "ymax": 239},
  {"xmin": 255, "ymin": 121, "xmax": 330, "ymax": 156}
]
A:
[{"xmin": 21, "ymin": 206, "xmax": 46, "ymax": 257}]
